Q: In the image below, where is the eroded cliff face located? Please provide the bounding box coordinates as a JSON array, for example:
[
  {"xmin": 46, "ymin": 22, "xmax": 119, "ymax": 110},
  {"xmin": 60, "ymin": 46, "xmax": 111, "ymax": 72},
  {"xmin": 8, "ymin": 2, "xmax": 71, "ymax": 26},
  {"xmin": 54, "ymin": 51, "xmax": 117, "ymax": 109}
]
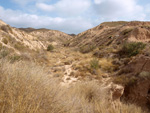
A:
[{"xmin": 118, "ymin": 55, "xmax": 150, "ymax": 109}]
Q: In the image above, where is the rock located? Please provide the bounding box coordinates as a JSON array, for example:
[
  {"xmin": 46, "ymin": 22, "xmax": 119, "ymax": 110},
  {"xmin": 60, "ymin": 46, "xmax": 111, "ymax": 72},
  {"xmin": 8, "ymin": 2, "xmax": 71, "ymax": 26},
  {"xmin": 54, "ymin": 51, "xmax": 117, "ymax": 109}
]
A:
[{"xmin": 111, "ymin": 84, "xmax": 124, "ymax": 101}]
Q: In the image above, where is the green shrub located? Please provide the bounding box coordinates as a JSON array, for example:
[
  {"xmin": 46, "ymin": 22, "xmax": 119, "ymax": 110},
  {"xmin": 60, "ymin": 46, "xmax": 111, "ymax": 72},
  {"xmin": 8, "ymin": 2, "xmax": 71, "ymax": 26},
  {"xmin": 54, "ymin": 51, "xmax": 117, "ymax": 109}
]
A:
[
  {"xmin": 90, "ymin": 58, "xmax": 99, "ymax": 70},
  {"xmin": 47, "ymin": 44, "xmax": 54, "ymax": 51},
  {"xmin": 79, "ymin": 45, "xmax": 96, "ymax": 53},
  {"xmin": 118, "ymin": 42, "xmax": 146, "ymax": 57}
]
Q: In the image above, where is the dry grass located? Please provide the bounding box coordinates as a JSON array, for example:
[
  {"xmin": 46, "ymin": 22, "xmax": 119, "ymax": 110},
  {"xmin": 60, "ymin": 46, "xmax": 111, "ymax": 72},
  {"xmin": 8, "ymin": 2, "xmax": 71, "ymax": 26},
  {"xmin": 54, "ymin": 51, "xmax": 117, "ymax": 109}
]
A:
[
  {"xmin": 99, "ymin": 58, "xmax": 116, "ymax": 72},
  {"xmin": 0, "ymin": 59, "xmax": 148, "ymax": 113}
]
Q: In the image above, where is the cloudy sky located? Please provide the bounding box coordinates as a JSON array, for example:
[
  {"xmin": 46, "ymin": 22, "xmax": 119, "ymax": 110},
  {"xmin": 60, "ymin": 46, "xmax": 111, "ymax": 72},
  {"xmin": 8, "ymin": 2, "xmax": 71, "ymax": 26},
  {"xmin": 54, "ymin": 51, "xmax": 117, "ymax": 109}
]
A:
[{"xmin": 0, "ymin": 0, "xmax": 150, "ymax": 34}]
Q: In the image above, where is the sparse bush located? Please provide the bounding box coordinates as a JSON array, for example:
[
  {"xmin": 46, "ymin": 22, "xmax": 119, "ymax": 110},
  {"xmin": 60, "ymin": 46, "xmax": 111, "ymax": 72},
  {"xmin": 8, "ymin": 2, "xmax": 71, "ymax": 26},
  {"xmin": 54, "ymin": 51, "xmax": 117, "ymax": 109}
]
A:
[
  {"xmin": 0, "ymin": 50, "xmax": 9, "ymax": 58},
  {"xmin": 79, "ymin": 45, "xmax": 96, "ymax": 53},
  {"xmin": 113, "ymin": 75, "xmax": 138, "ymax": 86},
  {"xmin": 99, "ymin": 58, "xmax": 116, "ymax": 72},
  {"xmin": 47, "ymin": 44, "xmax": 54, "ymax": 51},
  {"xmin": 118, "ymin": 42, "xmax": 146, "ymax": 57},
  {"xmin": 14, "ymin": 42, "xmax": 25, "ymax": 50},
  {"xmin": 9, "ymin": 55, "xmax": 21, "ymax": 63},
  {"xmin": 2, "ymin": 38, "xmax": 8, "ymax": 44},
  {"xmin": 90, "ymin": 58, "xmax": 99, "ymax": 70}
]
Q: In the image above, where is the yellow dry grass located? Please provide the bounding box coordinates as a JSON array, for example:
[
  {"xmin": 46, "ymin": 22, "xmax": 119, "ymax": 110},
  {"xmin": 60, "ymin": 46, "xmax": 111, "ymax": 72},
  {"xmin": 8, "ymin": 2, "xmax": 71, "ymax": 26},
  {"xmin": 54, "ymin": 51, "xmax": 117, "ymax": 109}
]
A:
[
  {"xmin": 99, "ymin": 58, "xmax": 116, "ymax": 72},
  {"xmin": 0, "ymin": 59, "xmax": 148, "ymax": 113}
]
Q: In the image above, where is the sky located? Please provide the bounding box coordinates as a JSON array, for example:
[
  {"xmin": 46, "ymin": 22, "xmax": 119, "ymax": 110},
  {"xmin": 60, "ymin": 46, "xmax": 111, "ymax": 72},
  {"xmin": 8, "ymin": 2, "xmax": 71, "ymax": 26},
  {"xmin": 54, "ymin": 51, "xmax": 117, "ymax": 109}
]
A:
[{"xmin": 0, "ymin": 0, "xmax": 150, "ymax": 34}]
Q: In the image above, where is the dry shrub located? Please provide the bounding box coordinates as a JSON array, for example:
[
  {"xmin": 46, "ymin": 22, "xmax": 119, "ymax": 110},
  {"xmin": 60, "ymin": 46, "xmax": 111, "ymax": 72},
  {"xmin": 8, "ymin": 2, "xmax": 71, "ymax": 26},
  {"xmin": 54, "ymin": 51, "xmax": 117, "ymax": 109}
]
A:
[
  {"xmin": 90, "ymin": 58, "xmax": 99, "ymax": 70},
  {"xmin": 2, "ymin": 38, "xmax": 8, "ymax": 44},
  {"xmin": 79, "ymin": 45, "xmax": 96, "ymax": 53},
  {"xmin": 0, "ymin": 59, "xmax": 147, "ymax": 113},
  {"xmin": 14, "ymin": 42, "xmax": 25, "ymax": 50},
  {"xmin": 0, "ymin": 59, "xmax": 62, "ymax": 113},
  {"xmin": 99, "ymin": 58, "xmax": 116, "ymax": 72}
]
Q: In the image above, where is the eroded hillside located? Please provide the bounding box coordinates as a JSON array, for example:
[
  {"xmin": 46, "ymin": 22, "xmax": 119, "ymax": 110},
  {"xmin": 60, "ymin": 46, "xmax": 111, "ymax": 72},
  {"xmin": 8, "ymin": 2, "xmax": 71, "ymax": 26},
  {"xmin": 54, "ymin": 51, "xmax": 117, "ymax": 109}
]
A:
[
  {"xmin": 66, "ymin": 21, "xmax": 150, "ymax": 110},
  {"xmin": 0, "ymin": 20, "xmax": 150, "ymax": 113},
  {"xmin": 19, "ymin": 27, "xmax": 72, "ymax": 46}
]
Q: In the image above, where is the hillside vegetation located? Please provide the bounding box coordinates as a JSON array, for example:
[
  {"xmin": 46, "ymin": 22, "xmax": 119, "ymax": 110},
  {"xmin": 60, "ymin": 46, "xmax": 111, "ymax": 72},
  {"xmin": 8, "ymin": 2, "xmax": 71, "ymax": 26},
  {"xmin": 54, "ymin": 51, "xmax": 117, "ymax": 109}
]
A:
[
  {"xmin": 0, "ymin": 20, "xmax": 150, "ymax": 113},
  {"xmin": 0, "ymin": 59, "xmax": 147, "ymax": 113}
]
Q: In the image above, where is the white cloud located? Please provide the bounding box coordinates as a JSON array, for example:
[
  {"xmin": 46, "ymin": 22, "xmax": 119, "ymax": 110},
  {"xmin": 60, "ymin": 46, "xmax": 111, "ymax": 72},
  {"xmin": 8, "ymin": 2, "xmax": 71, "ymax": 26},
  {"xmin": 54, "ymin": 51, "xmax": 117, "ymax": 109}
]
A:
[
  {"xmin": 36, "ymin": 0, "xmax": 91, "ymax": 16},
  {"xmin": 36, "ymin": 3, "xmax": 54, "ymax": 12},
  {"xmin": 0, "ymin": 6, "xmax": 93, "ymax": 34},
  {"xmin": 93, "ymin": 0, "xmax": 145, "ymax": 20},
  {"xmin": 1, "ymin": 0, "xmax": 150, "ymax": 34},
  {"xmin": 12, "ymin": 0, "xmax": 49, "ymax": 6}
]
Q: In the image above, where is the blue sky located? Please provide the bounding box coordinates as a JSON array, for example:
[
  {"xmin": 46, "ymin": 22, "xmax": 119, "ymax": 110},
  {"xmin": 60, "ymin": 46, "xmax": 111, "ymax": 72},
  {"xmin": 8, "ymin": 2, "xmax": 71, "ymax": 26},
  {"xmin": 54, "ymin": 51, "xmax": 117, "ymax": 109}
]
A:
[{"xmin": 0, "ymin": 0, "xmax": 150, "ymax": 34}]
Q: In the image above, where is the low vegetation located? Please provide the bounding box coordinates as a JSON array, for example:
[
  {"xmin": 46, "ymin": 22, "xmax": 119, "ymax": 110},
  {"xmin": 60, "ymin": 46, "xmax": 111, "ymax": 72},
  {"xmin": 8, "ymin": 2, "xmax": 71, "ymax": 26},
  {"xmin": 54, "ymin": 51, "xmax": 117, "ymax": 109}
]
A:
[
  {"xmin": 0, "ymin": 59, "xmax": 147, "ymax": 113},
  {"xmin": 47, "ymin": 44, "xmax": 54, "ymax": 51},
  {"xmin": 113, "ymin": 75, "xmax": 138, "ymax": 86},
  {"xmin": 0, "ymin": 50, "xmax": 9, "ymax": 58},
  {"xmin": 90, "ymin": 58, "xmax": 99, "ymax": 70},
  {"xmin": 9, "ymin": 55, "xmax": 21, "ymax": 63},
  {"xmin": 2, "ymin": 38, "xmax": 8, "ymax": 44},
  {"xmin": 99, "ymin": 58, "xmax": 117, "ymax": 72},
  {"xmin": 79, "ymin": 45, "xmax": 95, "ymax": 53},
  {"xmin": 14, "ymin": 42, "xmax": 25, "ymax": 50},
  {"xmin": 118, "ymin": 42, "xmax": 146, "ymax": 57},
  {"xmin": 114, "ymin": 71, "xmax": 150, "ymax": 86}
]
